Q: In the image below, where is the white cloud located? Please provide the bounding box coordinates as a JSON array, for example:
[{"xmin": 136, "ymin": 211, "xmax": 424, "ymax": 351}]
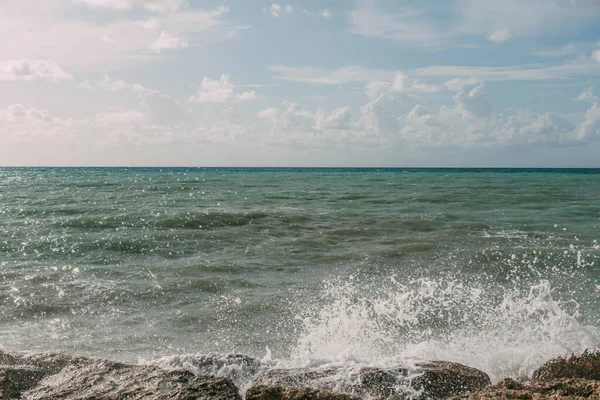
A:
[
  {"xmin": 151, "ymin": 31, "xmax": 189, "ymax": 52},
  {"xmin": 257, "ymin": 107, "xmax": 280, "ymax": 119},
  {"xmin": 444, "ymin": 77, "xmax": 481, "ymax": 91},
  {"xmin": 0, "ymin": 59, "xmax": 71, "ymax": 82},
  {"xmin": 365, "ymin": 81, "xmax": 391, "ymax": 99},
  {"xmin": 3, "ymin": 88, "xmax": 600, "ymax": 166},
  {"xmin": 321, "ymin": 9, "xmax": 332, "ymax": 18},
  {"xmin": 0, "ymin": 104, "xmax": 82, "ymax": 142},
  {"xmin": 452, "ymin": 85, "xmax": 492, "ymax": 118},
  {"xmin": 98, "ymin": 74, "xmax": 155, "ymax": 94},
  {"xmin": 188, "ymin": 74, "xmax": 258, "ymax": 103},
  {"xmin": 576, "ymin": 103, "xmax": 600, "ymax": 139},
  {"xmin": 269, "ymin": 3, "xmax": 282, "ymax": 17},
  {"xmin": 592, "ymin": 49, "xmax": 600, "ymax": 63},
  {"xmin": 573, "ymin": 87, "xmax": 598, "ymax": 103},
  {"xmin": 390, "ymin": 71, "xmax": 441, "ymax": 94},
  {"xmin": 0, "ymin": 2, "xmax": 231, "ymax": 70},
  {"xmin": 316, "ymin": 107, "xmax": 353, "ymax": 130},
  {"xmin": 71, "ymin": 0, "xmax": 184, "ymax": 13},
  {"xmin": 285, "ymin": 5, "xmax": 293, "ymax": 15},
  {"xmin": 488, "ymin": 29, "xmax": 512, "ymax": 43}
]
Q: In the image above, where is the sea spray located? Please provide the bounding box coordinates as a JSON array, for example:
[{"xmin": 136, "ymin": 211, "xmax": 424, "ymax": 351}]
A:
[{"xmin": 288, "ymin": 242, "xmax": 600, "ymax": 382}]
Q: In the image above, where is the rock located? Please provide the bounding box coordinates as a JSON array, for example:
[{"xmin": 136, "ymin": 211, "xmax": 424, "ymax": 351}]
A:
[
  {"xmin": 532, "ymin": 350, "xmax": 600, "ymax": 381},
  {"xmin": 150, "ymin": 353, "xmax": 262, "ymax": 389},
  {"xmin": 246, "ymin": 384, "xmax": 361, "ymax": 400},
  {"xmin": 450, "ymin": 377, "xmax": 600, "ymax": 400},
  {"xmin": 245, "ymin": 361, "xmax": 491, "ymax": 400},
  {"xmin": 0, "ymin": 348, "xmax": 241, "ymax": 399},
  {"xmin": 408, "ymin": 361, "xmax": 492, "ymax": 399}
]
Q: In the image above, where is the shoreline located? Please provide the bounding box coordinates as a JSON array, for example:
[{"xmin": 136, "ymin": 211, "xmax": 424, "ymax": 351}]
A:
[{"xmin": 2, "ymin": 346, "xmax": 599, "ymax": 399}]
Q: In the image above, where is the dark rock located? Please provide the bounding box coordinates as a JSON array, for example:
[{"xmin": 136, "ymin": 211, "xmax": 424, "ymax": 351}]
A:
[
  {"xmin": 450, "ymin": 378, "xmax": 600, "ymax": 400},
  {"xmin": 409, "ymin": 361, "xmax": 492, "ymax": 399},
  {"xmin": 246, "ymin": 384, "xmax": 361, "ymax": 400},
  {"xmin": 0, "ymin": 348, "xmax": 241, "ymax": 400},
  {"xmin": 532, "ymin": 350, "xmax": 600, "ymax": 381},
  {"xmin": 245, "ymin": 361, "xmax": 491, "ymax": 400}
]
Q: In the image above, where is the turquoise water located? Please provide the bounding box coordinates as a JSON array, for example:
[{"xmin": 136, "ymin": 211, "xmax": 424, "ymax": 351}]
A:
[{"xmin": 1, "ymin": 168, "xmax": 599, "ymax": 380}]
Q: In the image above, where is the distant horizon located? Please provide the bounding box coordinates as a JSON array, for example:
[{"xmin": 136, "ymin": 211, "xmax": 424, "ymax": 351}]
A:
[{"xmin": 2, "ymin": 166, "xmax": 600, "ymax": 171}]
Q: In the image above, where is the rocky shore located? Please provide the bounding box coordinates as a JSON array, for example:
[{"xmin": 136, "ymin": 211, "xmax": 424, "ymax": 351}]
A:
[{"xmin": 1, "ymin": 347, "xmax": 599, "ymax": 399}]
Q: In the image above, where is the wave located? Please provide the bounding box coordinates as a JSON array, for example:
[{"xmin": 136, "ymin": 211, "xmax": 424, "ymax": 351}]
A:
[{"xmin": 287, "ymin": 247, "xmax": 600, "ymax": 382}]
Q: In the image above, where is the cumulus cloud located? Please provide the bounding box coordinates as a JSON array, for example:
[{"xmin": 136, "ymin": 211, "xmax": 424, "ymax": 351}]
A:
[
  {"xmin": 0, "ymin": 59, "xmax": 71, "ymax": 82},
  {"xmin": 453, "ymin": 85, "xmax": 492, "ymax": 118},
  {"xmin": 316, "ymin": 107, "xmax": 353, "ymax": 130},
  {"xmin": 98, "ymin": 74, "xmax": 155, "ymax": 94},
  {"xmin": 0, "ymin": 104, "xmax": 81, "ymax": 142},
  {"xmin": 257, "ymin": 107, "xmax": 280, "ymax": 119},
  {"xmin": 573, "ymin": 87, "xmax": 598, "ymax": 103},
  {"xmin": 577, "ymin": 104, "xmax": 600, "ymax": 139},
  {"xmin": 188, "ymin": 74, "xmax": 258, "ymax": 103},
  {"xmin": 151, "ymin": 31, "xmax": 188, "ymax": 52},
  {"xmin": 365, "ymin": 81, "xmax": 392, "ymax": 99}
]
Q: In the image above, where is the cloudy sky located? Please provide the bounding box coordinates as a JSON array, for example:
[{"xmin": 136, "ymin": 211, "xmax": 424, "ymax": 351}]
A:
[{"xmin": 1, "ymin": 0, "xmax": 600, "ymax": 167}]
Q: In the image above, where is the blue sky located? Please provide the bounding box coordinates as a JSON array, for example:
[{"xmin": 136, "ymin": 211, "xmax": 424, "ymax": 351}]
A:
[{"xmin": 1, "ymin": 0, "xmax": 600, "ymax": 166}]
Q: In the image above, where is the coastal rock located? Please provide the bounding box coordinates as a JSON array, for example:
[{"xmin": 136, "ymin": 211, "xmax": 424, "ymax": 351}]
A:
[
  {"xmin": 450, "ymin": 377, "xmax": 600, "ymax": 400},
  {"xmin": 532, "ymin": 350, "xmax": 600, "ymax": 381},
  {"xmin": 150, "ymin": 353, "xmax": 262, "ymax": 389},
  {"xmin": 451, "ymin": 351, "xmax": 600, "ymax": 400},
  {"xmin": 0, "ymin": 349, "xmax": 241, "ymax": 399},
  {"xmin": 246, "ymin": 384, "xmax": 361, "ymax": 400},
  {"xmin": 245, "ymin": 361, "xmax": 491, "ymax": 400}
]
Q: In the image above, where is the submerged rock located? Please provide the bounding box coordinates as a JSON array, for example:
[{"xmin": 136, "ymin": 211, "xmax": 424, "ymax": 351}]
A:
[
  {"xmin": 245, "ymin": 361, "xmax": 491, "ymax": 400},
  {"xmin": 0, "ymin": 348, "xmax": 241, "ymax": 399}
]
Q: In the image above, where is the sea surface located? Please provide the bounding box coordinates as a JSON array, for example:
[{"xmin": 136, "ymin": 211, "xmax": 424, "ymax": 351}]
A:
[{"xmin": 1, "ymin": 167, "xmax": 600, "ymax": 383}]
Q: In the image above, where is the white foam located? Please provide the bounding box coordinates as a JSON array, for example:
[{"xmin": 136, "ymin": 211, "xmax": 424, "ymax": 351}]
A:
[{"xmin": 288, "ymin": 252, "xmax": 600, "ymax": 382}]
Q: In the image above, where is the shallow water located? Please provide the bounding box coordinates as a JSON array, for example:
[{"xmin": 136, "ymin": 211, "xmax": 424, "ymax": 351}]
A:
[{"xmin": 1, "ymin": 167, "xmax": 599, "ymax": 382}]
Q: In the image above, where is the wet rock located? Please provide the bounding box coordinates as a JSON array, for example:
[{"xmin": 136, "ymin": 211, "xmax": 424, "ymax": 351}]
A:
[
  {"xmin": 245, "ymin": 361, "xmax": 491, "ymax": 400},
  {"xmin": 0, "ymin": 348, "xmax": 241, "ymax": 399},
  {"xmin": 450, "ymin": 377, "xmax": 600, "ymax": 400},
  {"xmin": 409, "ymin": 361, "xmax": 492, "ymax": 399},
  {"xmin": 532, "ymin": 350, "xmax": 600, "ymax": 381},
  {"xmin": 151, "ymin": 353, "xmax": 262, "ymax": 389},
  {"xmin": 246, "ymin": 384, "xmax": 361, "ymax": 400}
]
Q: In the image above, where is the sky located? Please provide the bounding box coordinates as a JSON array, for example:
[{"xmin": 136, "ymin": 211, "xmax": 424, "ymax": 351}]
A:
[{"xmin": 1, "ymin": 0, "xmax": 600, "ymax": 167}]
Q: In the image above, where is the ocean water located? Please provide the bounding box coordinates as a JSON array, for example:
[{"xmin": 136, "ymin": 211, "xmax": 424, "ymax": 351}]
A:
[{"xmin": 1, "ymin": 167, "xmax": 599, "ymax": 383}]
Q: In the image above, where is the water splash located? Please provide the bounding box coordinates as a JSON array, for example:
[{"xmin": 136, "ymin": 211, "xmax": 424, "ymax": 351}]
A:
[{"xmin": 289, "ymin": 246, "xmax": 600, "ymax": 381}]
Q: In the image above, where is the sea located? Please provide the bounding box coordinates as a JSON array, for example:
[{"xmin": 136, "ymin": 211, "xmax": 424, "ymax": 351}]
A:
[{"xmin": 1, "ymin": 167, "xmax": 599, "ymax": 385}]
